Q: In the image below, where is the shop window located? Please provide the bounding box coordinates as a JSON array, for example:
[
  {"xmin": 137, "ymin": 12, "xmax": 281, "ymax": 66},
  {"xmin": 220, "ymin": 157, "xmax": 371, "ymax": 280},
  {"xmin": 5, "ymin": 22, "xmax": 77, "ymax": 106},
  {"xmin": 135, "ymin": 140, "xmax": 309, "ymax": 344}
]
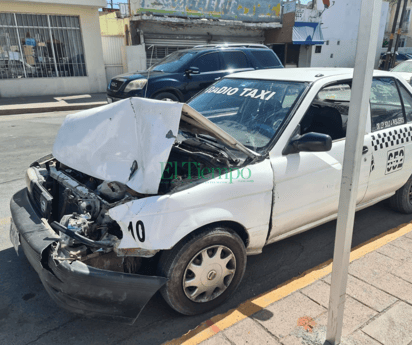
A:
[
  {"xmin": 315, "ymin": 46, "xmax": 322, "ymax": 53},
  {"xmin": 0, "ymin": 13, "xmax": 86, "ymax": 79}
]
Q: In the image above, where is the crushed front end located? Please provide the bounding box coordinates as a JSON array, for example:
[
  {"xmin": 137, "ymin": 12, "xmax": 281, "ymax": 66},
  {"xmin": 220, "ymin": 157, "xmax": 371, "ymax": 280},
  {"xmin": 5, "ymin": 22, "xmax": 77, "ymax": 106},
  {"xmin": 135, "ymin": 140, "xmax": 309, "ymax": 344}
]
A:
[{"xmin": 10, "ymin": 155, "xmax": 167, "ymax": 324}]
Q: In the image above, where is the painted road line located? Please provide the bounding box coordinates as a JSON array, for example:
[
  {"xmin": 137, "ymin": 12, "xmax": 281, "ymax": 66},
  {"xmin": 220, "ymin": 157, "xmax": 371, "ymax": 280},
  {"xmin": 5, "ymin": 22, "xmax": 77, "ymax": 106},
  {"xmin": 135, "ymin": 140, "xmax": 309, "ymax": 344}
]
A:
[{"xmin": 165, "ymin": 221, "xmax": 412, "ymax": 345}]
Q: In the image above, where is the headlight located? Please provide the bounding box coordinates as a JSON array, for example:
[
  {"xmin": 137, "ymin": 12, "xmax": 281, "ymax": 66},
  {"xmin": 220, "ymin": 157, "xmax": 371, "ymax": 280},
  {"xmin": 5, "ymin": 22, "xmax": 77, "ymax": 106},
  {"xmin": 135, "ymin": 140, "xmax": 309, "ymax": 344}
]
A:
[{"xmin": 124, "ymin": 79, "xmax": 148, "ymax": 92}]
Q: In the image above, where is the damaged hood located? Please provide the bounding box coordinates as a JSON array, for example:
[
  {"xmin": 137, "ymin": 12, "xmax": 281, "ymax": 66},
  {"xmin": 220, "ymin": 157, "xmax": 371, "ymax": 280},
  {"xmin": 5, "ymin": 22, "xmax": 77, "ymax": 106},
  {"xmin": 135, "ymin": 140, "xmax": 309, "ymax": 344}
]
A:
[{"xmin": 53, "ymin": 97, "xmax": 258, "ymax": 194}]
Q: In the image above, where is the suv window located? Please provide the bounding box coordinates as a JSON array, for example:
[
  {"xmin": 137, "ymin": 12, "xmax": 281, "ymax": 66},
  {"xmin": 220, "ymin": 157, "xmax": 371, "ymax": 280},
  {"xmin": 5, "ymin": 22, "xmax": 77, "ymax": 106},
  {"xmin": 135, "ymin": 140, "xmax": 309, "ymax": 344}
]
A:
[
  {"xmin": 249, "ymin": 50, "xmax": 282, "ymax": 68},
  {"xmin": 221, "ymin": 51, "xmax": 249, "ymax": 70},
  {"xmin": 370, "ymin": 77, "xmax": 405, "ymax": 131},
  {"xmin": 191, "ymin": 53, "xmax": 220, "ymax": 73}
]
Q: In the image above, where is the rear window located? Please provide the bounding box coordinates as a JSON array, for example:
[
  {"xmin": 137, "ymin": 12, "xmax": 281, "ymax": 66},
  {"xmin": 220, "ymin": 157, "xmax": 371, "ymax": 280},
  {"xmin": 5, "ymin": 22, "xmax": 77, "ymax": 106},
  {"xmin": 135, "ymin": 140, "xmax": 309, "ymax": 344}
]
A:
[
  {"xmin": 249, "ymin": 50, "xmax": 282, "ymax": 68},
  {"xmin": 221, "ymin": 51, "xmax": 249, "ymax": 70}
]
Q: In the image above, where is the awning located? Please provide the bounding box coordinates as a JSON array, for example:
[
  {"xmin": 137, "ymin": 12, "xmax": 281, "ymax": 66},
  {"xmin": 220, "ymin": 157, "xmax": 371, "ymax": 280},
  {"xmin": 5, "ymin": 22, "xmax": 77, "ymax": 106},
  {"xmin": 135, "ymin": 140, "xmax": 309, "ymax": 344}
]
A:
[{"xmin": 292, "ymin": 22, "xmax": 324, "ymax": 45}]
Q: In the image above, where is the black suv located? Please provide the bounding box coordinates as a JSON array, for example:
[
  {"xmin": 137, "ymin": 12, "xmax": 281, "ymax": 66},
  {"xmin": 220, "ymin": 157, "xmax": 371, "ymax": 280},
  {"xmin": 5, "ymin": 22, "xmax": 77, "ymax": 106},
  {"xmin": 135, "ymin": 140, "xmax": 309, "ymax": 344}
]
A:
[{"xmin": 107, "ymin": 44, "xmax": 283, "ymax": 103}]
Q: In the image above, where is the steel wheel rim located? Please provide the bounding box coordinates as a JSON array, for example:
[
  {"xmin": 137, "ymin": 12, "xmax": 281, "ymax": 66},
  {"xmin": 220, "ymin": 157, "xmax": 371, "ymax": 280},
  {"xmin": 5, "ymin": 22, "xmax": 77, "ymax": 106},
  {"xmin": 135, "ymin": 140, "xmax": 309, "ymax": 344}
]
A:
[{"xmin": 183, "ymin": 245, "xmax": 236, "ymax": 303}]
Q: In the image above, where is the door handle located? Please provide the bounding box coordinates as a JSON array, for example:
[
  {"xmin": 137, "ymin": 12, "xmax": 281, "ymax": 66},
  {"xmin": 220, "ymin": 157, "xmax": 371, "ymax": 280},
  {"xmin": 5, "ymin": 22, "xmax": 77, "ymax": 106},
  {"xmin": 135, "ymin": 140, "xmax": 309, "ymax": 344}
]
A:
[{"xmin": 362, "ymin": 146, "xmax": 368, "ymax": 154}]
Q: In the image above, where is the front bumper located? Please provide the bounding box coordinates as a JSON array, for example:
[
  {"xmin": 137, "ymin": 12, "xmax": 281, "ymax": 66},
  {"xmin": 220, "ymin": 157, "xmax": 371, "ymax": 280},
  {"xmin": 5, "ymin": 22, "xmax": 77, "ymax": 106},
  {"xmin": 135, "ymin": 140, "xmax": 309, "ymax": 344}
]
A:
[{"xmin": 10, "ymin": 188, "xmax": 167, "ymax": 324}]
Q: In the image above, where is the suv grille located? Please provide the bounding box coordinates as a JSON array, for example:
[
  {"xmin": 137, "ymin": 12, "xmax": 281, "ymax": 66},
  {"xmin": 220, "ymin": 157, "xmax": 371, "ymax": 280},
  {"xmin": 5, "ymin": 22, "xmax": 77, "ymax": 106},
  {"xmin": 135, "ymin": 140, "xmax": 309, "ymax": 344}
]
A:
[{"xmin": 110, "ymin": 79, "xmax": 125, "ymax": 91}]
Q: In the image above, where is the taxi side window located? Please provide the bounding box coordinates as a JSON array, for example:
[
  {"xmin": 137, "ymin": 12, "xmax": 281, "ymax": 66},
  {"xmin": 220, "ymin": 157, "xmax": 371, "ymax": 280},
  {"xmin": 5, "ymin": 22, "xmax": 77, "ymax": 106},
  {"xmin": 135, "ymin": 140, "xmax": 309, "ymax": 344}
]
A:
[
  {"xmin": 397, "ymin": 82, "xmax": 412, "ymax": 122},
  {"xmin": 370, "ymin": 78, "xmax": 405, "ymax": 131},
  {"xmin": 300, "ymin": 83, "xmax": 351, "ymax": 141}
]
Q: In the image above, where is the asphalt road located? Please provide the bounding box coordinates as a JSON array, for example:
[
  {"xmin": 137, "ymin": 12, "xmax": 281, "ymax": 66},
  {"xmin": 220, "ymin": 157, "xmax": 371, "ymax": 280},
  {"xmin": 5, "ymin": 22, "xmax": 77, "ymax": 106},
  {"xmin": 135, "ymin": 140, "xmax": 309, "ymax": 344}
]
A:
[{"xmin": 1, "ymin": 111, "xmax": 411, "ymax": 345}]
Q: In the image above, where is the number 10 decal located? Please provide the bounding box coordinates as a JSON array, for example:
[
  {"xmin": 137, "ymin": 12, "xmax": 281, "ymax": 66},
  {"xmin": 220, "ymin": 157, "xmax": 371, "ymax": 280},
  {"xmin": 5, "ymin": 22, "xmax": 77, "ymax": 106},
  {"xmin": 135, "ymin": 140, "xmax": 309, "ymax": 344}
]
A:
[{"xmin": 128, "ymin": 220, "xmax": 146, "ymax": 242}]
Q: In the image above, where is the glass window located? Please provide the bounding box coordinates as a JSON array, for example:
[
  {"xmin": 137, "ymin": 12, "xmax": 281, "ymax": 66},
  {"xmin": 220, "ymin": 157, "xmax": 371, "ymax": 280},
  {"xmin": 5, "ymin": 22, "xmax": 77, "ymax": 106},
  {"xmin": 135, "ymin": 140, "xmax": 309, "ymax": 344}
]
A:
[
  {"xmin": 370, "ymin": 77, "xmax": 405, "ymax": 131},
  {"xmin": 188, "ymin": 78, "xmax": 307, "ymax": 152},
  {"xmin": 191, "ymin": 53, "xmax": 220, "ymax": 73},
  {"xmin": 0, "ymin": 13, "xmax": 86, "ymax": 79},
  {"xmin": 221, "ymin": 51, "xmax": 249, "ymax": 70},
  {"xmin": 249, "ymin": 50, "xmax": 282, "ymax": 68},
  {"xmin": 398, "ymin": 82, "xmax": 412, "ymax": 122},
  {"xmin": 300, "ymin": 83, "xmax": 351, "ymax": 141},
  {"xmin": 146, "ymin": 47, "xmax": 193, "ymax": 70}
]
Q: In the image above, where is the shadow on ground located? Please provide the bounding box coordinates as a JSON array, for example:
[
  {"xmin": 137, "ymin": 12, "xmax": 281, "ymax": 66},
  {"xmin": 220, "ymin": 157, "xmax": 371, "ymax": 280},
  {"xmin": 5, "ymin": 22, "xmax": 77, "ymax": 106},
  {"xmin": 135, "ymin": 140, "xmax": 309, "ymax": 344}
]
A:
[{"xmin": 0, "ymin": 200, "xmax": 411, "ymax": 345}]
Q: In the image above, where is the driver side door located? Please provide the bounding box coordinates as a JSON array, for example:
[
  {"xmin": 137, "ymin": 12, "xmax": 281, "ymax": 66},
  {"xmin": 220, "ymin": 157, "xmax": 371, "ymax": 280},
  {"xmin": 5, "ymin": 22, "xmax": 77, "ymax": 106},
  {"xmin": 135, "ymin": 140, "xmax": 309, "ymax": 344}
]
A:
[{"xmin": 267, "ymin": 82, "xmax": 372, "ymax": 243}]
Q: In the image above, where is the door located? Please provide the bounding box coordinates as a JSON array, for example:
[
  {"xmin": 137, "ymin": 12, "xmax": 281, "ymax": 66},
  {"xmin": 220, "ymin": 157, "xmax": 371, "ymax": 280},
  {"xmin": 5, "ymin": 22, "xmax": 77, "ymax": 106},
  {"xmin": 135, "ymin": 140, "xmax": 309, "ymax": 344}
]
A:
[
  {"xmin": 183, "ymin": 52, "xmax": 223, "ymax": 101},
  {"xmin": 268, "ymin": 82, "xmax": 372, "ymax": 242},
  {"xmin": 364, "ymin": 77, "xmax": 412, "ymax": 202}
]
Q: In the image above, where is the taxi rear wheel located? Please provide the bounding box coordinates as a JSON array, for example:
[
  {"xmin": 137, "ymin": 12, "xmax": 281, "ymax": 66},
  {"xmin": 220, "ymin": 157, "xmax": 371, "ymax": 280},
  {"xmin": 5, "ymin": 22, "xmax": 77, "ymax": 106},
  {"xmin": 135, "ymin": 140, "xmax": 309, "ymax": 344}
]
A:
[
  {"xmin": 389, "ymin": 176, "xmax": 412, "ymax": 214},
  {"xmin": 157, "ymin": 226, "xmax": 247, "ymax": 315}
]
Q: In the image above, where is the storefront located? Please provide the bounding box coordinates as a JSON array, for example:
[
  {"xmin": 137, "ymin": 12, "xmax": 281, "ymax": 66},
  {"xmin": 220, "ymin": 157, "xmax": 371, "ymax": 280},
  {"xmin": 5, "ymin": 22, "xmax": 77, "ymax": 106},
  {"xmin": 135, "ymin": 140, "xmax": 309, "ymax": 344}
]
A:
[{"xmin": 0, "ymin": 0, "xmax": 107, "ymax": 97}]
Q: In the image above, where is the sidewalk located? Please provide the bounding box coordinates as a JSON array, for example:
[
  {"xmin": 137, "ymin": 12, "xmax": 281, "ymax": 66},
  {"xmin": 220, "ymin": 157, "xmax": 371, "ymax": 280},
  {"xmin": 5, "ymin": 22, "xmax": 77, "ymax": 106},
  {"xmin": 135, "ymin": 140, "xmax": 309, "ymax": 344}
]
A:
[
  {"xmin": 0, "ymin": 93, "xmax": 107, "ymax": 115},
  {"xmin": 171, "ymin": 223, "xmax": 412, "ymax": 345}
]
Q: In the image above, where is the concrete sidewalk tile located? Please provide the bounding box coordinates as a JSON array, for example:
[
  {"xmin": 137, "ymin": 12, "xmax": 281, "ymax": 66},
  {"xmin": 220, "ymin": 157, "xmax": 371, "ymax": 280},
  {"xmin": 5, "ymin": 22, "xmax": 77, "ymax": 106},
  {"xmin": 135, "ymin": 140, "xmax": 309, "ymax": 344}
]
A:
[
  {"xmin": 389, "ymin": 236, "xmax": 412, "ymax": 253},
  {"xmin": 366, "ymin": 272, "xmax": 412, "ymax": 304},
  {"xmin": 311, "ymin": 275, "xmax": 397, "ymax": 312},
  {"xmin": 377, "ymin": 243, "xmax": 412, "ymax": 262},
  {"xmin": 341, "ymin": 330, "xmax": 381, "ymax": 345},
  {"xmin": 363, "ymin": 301, "xmax": 412, "ymax": 345},
  {"xmin": 315, "ymin": 297, "xmax": 377, "ymax": 337},
  {"xmin": 392, "ymin": 261, "xmax": 412, "ymax": 284},
  {"xmin": 200, "ymin": 333, "xmax": 232, "ymax": 345},
  {"xmin": 252, "ymin": 292, "xmax": 326, "ymax": 339},
  {"xmin": 349, "ymin": 251, "xmax": 401, "ymax": 280},
  {"xmin": 223, "ymin": 317, "xmax": 280, "ymax": 345},
  {"xmin": 301, "ymin": 280, "xmax": 330, "ymax": 308}
]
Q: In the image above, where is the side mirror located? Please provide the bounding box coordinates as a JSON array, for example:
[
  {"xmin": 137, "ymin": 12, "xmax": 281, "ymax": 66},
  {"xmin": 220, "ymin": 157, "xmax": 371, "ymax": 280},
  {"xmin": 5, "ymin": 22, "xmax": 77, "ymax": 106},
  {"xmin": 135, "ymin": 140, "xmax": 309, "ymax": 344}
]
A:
[
  {"xmin": 185, "ymin": 66, "xmax": 200, "ymax": 75},
  {"xmin": 283, "ymin": 132, "xmax": 332, "ymax": 155}
]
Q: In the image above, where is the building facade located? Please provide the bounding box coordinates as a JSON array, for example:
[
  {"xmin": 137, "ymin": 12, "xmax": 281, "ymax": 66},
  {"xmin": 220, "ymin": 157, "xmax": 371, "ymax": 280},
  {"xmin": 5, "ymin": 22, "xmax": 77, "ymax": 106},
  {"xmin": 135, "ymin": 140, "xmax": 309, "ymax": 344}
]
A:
[
  {"xmin": 128, "ymin": 0, "xmax": 283, "ymax": 70},
  {"xmin": 0, "ymin": 0, "xmax": 107, "ymax": 97},
  {"xmin": 265, "ymin": 0, "xmax": 388, "ymax": 69}
]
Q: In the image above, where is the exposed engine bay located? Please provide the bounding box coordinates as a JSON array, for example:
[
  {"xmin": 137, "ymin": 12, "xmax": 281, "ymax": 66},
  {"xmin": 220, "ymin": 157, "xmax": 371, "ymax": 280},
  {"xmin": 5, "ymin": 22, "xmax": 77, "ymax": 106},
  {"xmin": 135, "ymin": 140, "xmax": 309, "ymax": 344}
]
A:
[{"xmin": 28, "ymin": 134, "xmax": 246, "ymax": 275}]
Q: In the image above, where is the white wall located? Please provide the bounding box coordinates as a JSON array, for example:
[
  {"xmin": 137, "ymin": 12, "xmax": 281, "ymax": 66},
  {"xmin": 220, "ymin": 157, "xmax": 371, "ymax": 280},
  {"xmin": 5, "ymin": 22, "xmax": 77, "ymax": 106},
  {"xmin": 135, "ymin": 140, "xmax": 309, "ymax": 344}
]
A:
[
  {"xmin": 0, "ymin": 1, "xmax": 107, "ymax": 97},
  {"xmin": 310, "ymin": 0, "xmax": 389, "ymax": 68}
]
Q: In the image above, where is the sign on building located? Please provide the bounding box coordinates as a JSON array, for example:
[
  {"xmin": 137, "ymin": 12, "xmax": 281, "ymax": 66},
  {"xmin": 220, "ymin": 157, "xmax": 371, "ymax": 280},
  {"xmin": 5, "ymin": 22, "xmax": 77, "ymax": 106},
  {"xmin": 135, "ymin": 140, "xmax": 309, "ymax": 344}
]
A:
[{"xmin": 130, "ymin": 0, "xmax": 282, "ymax": 22}]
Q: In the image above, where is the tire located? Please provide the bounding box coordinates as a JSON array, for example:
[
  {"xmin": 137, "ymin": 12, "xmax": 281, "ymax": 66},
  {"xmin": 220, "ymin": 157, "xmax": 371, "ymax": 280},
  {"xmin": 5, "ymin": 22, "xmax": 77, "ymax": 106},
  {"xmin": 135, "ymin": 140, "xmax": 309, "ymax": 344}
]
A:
[
  {"xmin": 153, "ymin": 92, "xmax": 179, "ymax": 102},
  {"xmin": 389, "ymin": 175, "xmax": 412, "ymax": 214},
  {"xmin": 157, "ymin": 226, "xmax": 247, "ymax": 315}
]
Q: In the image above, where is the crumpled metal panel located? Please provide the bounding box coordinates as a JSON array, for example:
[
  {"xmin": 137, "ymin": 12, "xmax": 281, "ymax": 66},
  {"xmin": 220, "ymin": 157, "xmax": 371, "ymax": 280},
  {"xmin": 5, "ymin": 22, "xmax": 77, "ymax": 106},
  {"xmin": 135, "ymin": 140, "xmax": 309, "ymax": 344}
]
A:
[
  {"xmin": 52, "ymin": 98, "xmax": 183, "ymax": 194},
  {"xmin": 130, "ymin": 0, "xmax": 282, "ymax": 22}
]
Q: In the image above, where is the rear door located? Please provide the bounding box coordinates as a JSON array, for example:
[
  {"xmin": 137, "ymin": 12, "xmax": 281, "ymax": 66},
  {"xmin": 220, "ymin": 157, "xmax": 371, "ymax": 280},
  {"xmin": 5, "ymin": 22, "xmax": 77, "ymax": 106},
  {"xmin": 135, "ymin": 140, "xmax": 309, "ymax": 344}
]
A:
[
  {"xmin": 220, "ymin": 50, "xmax": 254, "ymax": 76},
  {"xmin": 183, "ymin": 52, "xmax": 223, "ymax": 101},
  {"xmin": 364, "ymin": 77, "xmax": 412, "ymax": 202}
]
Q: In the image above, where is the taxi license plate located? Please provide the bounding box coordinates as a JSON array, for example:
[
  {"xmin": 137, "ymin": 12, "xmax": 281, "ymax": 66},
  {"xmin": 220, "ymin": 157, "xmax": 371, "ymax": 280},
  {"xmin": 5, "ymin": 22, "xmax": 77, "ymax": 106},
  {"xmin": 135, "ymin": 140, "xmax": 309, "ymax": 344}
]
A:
[{"xmin": 9, "ymin": 220, "xmax": 20, "ymax": 255}]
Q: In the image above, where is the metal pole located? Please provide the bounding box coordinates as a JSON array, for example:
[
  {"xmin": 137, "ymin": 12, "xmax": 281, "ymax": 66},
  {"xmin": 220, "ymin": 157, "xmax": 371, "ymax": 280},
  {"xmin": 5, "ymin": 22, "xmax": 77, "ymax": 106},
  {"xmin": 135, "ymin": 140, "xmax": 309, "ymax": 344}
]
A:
[
  {"xmin": 325, "ymin": 0, "xmax": 382, "ymax": 344},
  {"xmin": 47, "ymin": 15, "xmax": 59, "ymax": 77},
  {"xmin": 384, "ymin": 0, "xmax": 402, "ymax": 70},
  {"xmin": 391, "ymin": 0, "xmax": 408, "ymax": 69}
]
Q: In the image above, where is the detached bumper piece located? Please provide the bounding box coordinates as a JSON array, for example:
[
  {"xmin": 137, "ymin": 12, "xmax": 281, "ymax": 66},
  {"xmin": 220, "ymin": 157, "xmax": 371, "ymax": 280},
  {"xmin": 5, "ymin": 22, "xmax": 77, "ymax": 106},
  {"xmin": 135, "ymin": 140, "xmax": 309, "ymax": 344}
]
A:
[{"xmin": 10, "ymin": 189, "xmax": 167, "ymax": 324}]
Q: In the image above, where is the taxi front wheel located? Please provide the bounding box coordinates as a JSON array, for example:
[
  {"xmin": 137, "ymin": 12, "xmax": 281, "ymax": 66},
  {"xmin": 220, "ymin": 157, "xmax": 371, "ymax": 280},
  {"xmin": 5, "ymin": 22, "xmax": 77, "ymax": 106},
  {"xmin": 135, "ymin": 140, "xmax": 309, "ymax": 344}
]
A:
[
  {"xmin": 157, "ymin": 226, "xmax": 247, "ymax": 315},
  {"xmin": 389, "ymin": 176, "xmax": 412, "ymax": 214}
]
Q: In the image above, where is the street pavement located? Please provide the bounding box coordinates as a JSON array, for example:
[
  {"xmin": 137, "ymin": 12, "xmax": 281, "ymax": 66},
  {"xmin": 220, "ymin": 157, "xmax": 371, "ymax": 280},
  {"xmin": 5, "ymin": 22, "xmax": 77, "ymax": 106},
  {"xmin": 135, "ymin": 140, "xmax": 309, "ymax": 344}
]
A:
[{"xmin": 1, "ymin": 111, "xmax": 412, "ymax": 345}]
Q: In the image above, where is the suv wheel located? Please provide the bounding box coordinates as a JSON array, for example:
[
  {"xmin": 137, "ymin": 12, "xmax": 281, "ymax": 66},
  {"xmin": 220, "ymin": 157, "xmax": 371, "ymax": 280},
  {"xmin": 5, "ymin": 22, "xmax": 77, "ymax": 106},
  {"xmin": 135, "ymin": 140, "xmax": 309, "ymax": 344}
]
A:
[
  {"xmin": 157, "ymin": 226, "xmax": 247, "ymax": 315},
  {"xmin": 154, "ymin": 92, "xmax": 179, "ymax": 102}
]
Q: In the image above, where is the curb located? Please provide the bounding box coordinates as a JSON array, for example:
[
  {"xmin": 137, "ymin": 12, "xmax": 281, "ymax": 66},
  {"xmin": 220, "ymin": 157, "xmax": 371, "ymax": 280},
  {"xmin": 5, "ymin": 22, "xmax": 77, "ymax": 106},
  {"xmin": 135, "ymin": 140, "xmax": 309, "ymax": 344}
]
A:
[{"xmin": 0, "ymin": 102, "xmax": 107, "ymax": 116}]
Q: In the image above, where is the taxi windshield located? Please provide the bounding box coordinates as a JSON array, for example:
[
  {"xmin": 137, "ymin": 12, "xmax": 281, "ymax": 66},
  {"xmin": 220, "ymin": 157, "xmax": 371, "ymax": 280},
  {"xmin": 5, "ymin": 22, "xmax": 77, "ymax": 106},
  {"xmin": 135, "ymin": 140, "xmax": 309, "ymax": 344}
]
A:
[{"xmin": 188, "ymin": 78, "xmax": 307, "ymax": 152}]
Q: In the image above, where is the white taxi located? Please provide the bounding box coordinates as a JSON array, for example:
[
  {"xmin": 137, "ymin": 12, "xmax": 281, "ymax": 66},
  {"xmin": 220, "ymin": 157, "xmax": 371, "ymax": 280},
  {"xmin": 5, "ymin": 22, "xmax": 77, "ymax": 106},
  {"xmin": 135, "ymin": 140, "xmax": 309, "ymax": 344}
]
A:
[{"xmin": 10, "ymin": 68, "xmax": 412, "ymax": 323}]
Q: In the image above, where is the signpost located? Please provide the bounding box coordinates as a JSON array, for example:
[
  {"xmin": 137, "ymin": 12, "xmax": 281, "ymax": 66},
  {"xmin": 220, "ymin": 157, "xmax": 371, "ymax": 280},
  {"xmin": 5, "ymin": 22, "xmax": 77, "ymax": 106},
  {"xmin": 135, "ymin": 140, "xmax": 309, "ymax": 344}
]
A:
[{"xmin": 325, "ymin": 0, "xmax": 383, "ymax": 344}]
